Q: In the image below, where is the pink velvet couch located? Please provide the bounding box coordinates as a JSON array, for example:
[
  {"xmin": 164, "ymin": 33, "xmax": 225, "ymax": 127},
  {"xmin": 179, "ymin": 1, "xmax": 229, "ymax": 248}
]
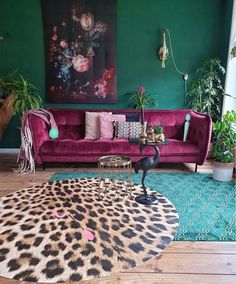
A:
[{"xmin": 29, "ymin": 109, "xmax": 212, "ymax": 170}]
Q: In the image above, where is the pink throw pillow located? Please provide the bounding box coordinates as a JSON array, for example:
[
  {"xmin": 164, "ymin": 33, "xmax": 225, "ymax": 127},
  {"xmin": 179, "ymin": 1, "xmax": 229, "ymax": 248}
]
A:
[
  {"xmin": 84, "ymin": 112, "xmax": 111, "ymax": 139},
  {"xmin": 99, "ymin": 114, "xmax": 126, "ymax": 139}
]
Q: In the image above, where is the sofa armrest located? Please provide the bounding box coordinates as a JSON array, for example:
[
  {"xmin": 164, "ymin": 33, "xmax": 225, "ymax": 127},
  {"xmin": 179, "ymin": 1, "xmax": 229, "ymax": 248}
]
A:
[
  {"xmin": 187, "ymin": 111, "xmax": 212, "ymax": 165},
  {"xmin": 28, "ymin": 114, "xmax": 50, "ymax": 165}
]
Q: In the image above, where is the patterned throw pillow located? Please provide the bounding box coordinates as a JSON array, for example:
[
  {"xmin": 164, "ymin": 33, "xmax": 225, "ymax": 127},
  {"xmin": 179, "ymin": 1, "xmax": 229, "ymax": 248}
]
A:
[
  {"xmin": 113, "ymin": 121, "xmax": 146, "ymax": 139},
  {"xmin": 84, "ymin": 112, "xmax": 111, "ymax": 139},
  {"xmin": 99, "ymin": 114, "xmax": 126, "ymax": 139}
]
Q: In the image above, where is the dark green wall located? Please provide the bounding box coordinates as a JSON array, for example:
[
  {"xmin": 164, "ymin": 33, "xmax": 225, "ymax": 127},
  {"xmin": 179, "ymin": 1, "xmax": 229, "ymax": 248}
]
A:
[{"xmin": 0, "ymin": 0, "xmax": 233, "ymax": 148}]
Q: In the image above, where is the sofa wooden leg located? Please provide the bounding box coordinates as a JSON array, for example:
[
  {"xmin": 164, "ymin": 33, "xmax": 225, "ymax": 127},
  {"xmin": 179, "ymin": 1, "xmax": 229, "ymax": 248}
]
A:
[
  {"xmin": 195, "ymin": 164, "xmax": 198, "ymax": 173},
  {"xmin": 42, "ymin": 163, "xmax": 46, "ymax": 171}
]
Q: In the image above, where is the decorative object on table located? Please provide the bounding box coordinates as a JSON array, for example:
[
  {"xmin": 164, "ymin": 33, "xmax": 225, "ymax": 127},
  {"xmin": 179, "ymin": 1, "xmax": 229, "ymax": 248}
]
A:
[
  {"xmin": 146, "ymin": 126, "xmax": 155, "ymax": 142},
  {"xmin": 186, "ymin": 58, "xmax": 226, "ymax": 122},
  {"xmin": 98, "ymin": 155, "xmax": 132, "ymax": 200},
  {"xmin": 134, "ymin": 143, "xmax": 161, "ymax": 205},
  {"xmin": 41, "ymin": 0, "xmax": 117, "ymax": 104},
  {"xmin": 0, "ymin": 70, "xmax": 42, "ymax": 140},
  {"xmin": 145, "ymin": 124, "xmax": 165, "ymax": 143},
  {"xmin": 15, "ymin": 109, "xmax": 58, "ymax": 174},
  {"xmin": 139, "ymin": 130, "xmax": 147, "ymax": 144},
  {"xmin": 183, "ymin": 114, "xmax": 191, "ymax": 142},
  {"xmin": 0, "ymin": 178, "xmax": 178, "ymax": 282},
  {"xmin": 153, "ymin": 124, "xmax": 165, "ymax": 142},
  {"xmin": 212, "ymin": 110, "xmax": 236, "ymax": 182}
]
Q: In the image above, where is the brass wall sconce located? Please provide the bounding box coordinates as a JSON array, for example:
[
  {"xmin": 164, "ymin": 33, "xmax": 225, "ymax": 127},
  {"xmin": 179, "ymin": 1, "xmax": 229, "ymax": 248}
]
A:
[
  {"xmin": 158, "ymin": 28, "xmax": 188, "ymax": 80},
  {"xmin": 158, "ymin": 28, "xmax": 189, "ymax": 105},
  {"xmin": 159, "ymin": 29, "xmax": 168, "ymax": 68}
]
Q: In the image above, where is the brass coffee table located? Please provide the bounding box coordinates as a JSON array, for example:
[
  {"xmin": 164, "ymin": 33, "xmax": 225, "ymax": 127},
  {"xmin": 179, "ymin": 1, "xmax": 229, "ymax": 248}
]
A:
[{"xmin": 98, "ymin": 155, "xmax": 132, "ymax": 200}]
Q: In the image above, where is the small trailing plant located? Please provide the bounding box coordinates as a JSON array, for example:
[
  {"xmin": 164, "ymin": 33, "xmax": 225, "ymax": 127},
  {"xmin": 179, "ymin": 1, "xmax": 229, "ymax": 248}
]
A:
[
  {"xmin": 212, "ymin": 110, "xmax": 236, "ymax": 163},
  {"xmin": 0, "ymin": 70, "xmax": 42, "ymax": 114},
  {"xmin": 186, "ymin": 58, "xmax": 226, "ymax": 122},
  {"xmin": 129, "ymin": 86, "xmax": 156, "ymax": 109}
]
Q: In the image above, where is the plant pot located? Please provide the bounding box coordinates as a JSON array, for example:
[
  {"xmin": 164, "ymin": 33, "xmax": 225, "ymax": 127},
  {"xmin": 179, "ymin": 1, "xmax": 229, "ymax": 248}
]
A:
[
  {"xmin": 233, "ymin": 146, "xmax": 236, "ymax": 169},
  {"xmin": 207, "ymin": 142, "xmax": 213, "ymax": 159},
  {"xmin": 155, "ymin": 133, "xmax": 165, "ymax": 142},
  {"xmin": 212, "ymin": 161, "xmax": 234, "ymax": 182},
  {"xmin": 0, "ymin": 94, "xmax": 15, "ymax": 140}
]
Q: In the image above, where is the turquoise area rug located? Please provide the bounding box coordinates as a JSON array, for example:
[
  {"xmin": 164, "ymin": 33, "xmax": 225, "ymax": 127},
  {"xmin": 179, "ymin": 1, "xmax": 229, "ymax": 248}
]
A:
[{"xmin": 50, "ymin": 172, "xmax": 236, "ymax": 241}]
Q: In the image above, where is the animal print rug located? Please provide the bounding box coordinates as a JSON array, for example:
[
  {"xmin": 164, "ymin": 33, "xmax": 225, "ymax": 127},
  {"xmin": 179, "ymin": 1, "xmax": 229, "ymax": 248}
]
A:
[{"xmin": 0, "ymin": 178, "xmax": 179, "ymax": 283}]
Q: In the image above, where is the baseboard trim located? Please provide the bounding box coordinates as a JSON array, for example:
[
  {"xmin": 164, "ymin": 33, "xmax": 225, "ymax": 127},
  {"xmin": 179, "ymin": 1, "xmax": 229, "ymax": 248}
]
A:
[{"xmin": 0, "ymin": 148, "xmax": 19, "ymax": 154}]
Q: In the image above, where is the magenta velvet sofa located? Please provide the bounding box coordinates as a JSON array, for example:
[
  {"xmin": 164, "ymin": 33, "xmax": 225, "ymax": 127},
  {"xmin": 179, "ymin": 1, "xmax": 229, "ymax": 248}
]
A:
[{"xmin": 29, "ymin": 108, "xmax": 212, "ymax": 169}]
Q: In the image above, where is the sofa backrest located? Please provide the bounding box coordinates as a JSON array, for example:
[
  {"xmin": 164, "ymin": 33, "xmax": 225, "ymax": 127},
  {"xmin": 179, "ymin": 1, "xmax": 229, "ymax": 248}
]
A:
[
  {"xmin": 48, "ymin": 108, "xmax": 193, "ymax": 140},
  {"xmin": 144, "ymin": 110, "xmax": 188, "ymax": 139},
  {"xmin": 49, "ymin": 109, "xmax": 85, "ymax": 140}
]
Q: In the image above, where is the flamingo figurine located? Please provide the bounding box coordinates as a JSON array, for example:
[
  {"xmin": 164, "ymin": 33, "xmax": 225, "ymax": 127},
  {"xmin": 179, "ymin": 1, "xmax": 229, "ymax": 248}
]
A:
[{"xmin": 134, "ymin": 144, "xmax": 160, "ymax": 205}]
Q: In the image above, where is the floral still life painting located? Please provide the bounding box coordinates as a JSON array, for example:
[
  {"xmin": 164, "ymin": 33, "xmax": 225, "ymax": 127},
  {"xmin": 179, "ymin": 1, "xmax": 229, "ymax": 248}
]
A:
[{"xmin": 41, "ymin": 0, "xmax": 117, "ymax": 104}]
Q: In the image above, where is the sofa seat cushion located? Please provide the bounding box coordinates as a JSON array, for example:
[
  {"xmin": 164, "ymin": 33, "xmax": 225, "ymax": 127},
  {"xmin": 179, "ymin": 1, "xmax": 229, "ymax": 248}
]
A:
[
  {"xmin": 39, "ymin": 139, "xmax": 138, "ymax": 156},
  {"xmin": 40, "ymin": 138, "xmax": 199, "ymax": 157},
  {"xmin": 157, "ymin": 139, "xmax": 199, "ymax": 156}
]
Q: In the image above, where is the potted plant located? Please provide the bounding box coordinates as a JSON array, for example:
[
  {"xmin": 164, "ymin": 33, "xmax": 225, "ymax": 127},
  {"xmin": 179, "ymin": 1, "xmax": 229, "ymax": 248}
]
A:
[
  {"xmin": 186, "ymin": 58, "xmax": 226, "ymax": 122},
  {"xmin": 154, "ymin": 124, "xmax": 165, "ymax": 142},
  {"xmin": 212, "ymin": 110, "xmax": 236, "ymax": 182},
  {"xmin": 0, "ymin": 71, "xmax": 42, "ymax": 140},
  {"xmin": 129, "ymin": 86, "xmax": 156, "ymax": 124}
]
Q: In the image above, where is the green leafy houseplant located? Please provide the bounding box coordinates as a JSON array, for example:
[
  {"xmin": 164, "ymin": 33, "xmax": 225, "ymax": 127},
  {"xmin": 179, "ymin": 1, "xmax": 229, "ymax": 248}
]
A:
[
  {"xmin": 0, "ymin": 71, "xmax": 42, "ymax": 140},
  {"xmin": 129, "ymin": 86, "xmax": 156, "ymax": 124},
  {"xmin": 186, "ymin": 58, "xmax": 226, "ymax": 122},
  {"xmin": 129, "ymin": 86, "xmax": 156, "ymax": 110},
  {"xmin": 0, "ymin": 70, "xmax": 42, "ymax": 114},
  {"xmin": 211, "ymin": 110, "xmax": 236, "ymax": 163}
]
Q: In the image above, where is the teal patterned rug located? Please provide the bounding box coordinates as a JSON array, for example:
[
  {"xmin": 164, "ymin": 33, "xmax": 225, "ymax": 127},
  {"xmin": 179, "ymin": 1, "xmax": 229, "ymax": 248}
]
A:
[{"xmin": 50, "ymin": 172, "xmax": 236, "ymax": 241}]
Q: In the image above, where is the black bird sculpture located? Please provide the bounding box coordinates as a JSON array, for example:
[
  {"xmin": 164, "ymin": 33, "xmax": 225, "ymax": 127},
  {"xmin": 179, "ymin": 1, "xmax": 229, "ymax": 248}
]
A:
[{"xmin": 134, "ymin": 144, "xmax": 160, "ymax": 204}]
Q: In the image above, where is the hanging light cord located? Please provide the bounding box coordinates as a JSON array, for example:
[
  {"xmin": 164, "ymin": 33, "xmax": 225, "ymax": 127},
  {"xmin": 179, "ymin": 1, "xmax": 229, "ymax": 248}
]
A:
[{"xmin": 165, "ymin": 28, "xmax": 188, "ymax": 106}]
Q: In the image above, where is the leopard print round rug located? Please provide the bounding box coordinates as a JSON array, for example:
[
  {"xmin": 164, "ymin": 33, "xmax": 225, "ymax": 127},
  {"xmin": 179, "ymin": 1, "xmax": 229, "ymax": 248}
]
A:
[{"xmin": 0, "ymin": 178, "xmax": 179, "ymax": 283}]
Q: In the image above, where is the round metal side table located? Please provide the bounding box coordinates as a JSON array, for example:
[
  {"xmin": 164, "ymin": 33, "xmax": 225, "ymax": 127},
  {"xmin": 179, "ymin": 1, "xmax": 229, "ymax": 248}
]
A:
[{"xmin": 98, "ymin": 155, "xmax": 132, "ymax": 200}]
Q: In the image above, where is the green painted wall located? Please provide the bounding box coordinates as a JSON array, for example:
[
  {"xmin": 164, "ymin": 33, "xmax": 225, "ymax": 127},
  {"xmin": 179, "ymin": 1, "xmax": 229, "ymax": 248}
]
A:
[{"xmin": 0, "ymin": 0, "xmax": 233, "ymax": 148}]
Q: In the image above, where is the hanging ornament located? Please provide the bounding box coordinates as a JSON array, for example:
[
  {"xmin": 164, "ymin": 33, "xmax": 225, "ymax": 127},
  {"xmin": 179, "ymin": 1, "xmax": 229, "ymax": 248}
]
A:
[
  {"xmin": 159, "ymin": 29, "xmax": 169, "ymax": 68},
  {"xmin": 80, "ymin": 12, "xmax": 94, "ymax": 31}
]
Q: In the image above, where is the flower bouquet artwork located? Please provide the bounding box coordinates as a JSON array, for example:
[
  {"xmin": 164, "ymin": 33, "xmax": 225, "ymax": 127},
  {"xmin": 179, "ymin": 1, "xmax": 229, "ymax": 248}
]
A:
[{"xmin": 41, "ymin": 0, "xmax": 117, "ymax": 104}]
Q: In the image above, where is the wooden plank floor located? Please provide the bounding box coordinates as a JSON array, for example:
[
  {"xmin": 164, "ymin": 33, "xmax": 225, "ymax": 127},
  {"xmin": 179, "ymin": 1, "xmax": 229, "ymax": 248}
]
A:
[{"xmin": 0, "ymin": 153, "xmax": 235, "ymax": 284}]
